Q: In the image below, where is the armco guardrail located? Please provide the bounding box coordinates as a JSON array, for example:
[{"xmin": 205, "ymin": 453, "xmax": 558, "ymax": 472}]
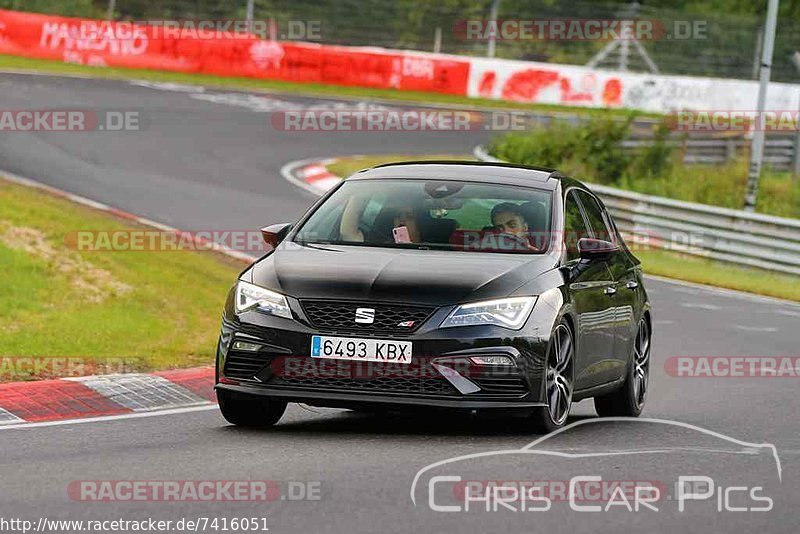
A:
[
  {"xmin": 474, "ymin": 146, "xmax": 800, "ymax": 276},
  {"xmin": 623, "ymin": 134, "xmax": 800, "ymax": 172}
]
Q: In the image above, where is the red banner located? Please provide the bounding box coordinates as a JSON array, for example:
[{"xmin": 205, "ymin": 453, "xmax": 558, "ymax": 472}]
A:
[{"xmin": 0, "ymin": 9, "xmax": 470, "ymax": 95}]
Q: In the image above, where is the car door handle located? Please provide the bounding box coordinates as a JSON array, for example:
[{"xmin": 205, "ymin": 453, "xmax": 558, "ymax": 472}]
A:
[
  {"xmin": 604, "ymin": 285, "xmax": 617, "ymax": 295},
  {"xmin": 625, "ymin": 280, "xmax": 639, "ymax": 290}
]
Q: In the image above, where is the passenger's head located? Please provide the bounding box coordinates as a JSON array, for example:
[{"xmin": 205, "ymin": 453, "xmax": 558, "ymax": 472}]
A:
[
  {"xmin": 491, "ymin": 202, "xmax": 529, "ymax": 239},
  {"xmin": 390, "ymin": 203, "xmax": 420, "ymax": 242},
  {"xmin": 392, "ymin": 205, "xmax": 416, "ymax": 228}
]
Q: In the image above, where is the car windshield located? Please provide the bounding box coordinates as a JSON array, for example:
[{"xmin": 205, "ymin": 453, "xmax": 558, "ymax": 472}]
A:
[{"xmin": 294, "ymin": 179, "xmax": 552, "ymax": 253}]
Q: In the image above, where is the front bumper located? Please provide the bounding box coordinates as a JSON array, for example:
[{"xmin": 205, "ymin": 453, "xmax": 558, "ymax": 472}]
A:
[
  {"xmin": 216, "ymin": 382, "xmax": 547, "ymax": 410},
  {"xmin": 216, "ymin": 304, "xmax": 550, "ymax": 411}
]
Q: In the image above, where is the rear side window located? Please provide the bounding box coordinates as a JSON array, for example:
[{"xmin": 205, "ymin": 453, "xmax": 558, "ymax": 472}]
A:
[
  {"xmin": 563, "ymin": 191, "xmax": 590, "ymax": 261},
  {"xmin": 576, "ymin": 191, "xmax": 614, "ymax": 242}
]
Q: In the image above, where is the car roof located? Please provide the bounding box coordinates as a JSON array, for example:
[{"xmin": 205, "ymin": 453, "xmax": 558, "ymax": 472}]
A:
[{"xmin": 349, "ymin": 161, "xmax": 562, "ymax": 190}]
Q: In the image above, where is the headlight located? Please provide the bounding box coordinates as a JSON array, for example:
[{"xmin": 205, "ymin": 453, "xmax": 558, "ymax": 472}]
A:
[
  {"xmin": 235, "ymin": 280, "xmax": 292, "ymax": 319},
  {"xmin": 441, "ymin": 296, "xmax": 536, "ymax": 330}
]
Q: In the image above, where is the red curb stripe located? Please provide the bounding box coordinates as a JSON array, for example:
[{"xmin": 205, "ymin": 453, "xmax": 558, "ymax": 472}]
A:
[
  {"xmin": 0, "ymin": 379, "xmax": 132, "ymax": 422},
  {"xmin": 105, "ymin": 207, "xmax": 141, "ymax": 221},
  {"xmin": 297, "ymin": 161, "xmax": 343, "ymax": 195},
  {"xmin": 302, "ymin": 166, "xmax": 335, "ymax": 181},
  {"xmin": 154, "ymin": 367, "xmax": 217, "ymax": 403},
  {"xmin": 306, "ymin": 173, "xmax": 337, "ymax": 184},
  {"xmin": 301, "ymin": 164, "xmax": 328, "ymax": 176},
  {"xmin": 300, "ymin": 163, "xmax": 341, "ymax": 195}
]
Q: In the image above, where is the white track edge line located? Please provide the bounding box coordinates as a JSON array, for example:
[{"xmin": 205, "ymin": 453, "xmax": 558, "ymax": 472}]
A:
[
  {"xmin": 280, "ymin": 156, "xmax": 339, "ymax": 196},
  {"xmin": 0, "ymin": 404, "xmax": 219, "ymax": 431}
]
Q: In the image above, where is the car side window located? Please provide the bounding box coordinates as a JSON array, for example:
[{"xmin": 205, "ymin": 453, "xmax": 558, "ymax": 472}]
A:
[
  {"xmin": 576, "ymin": 191, "xmax": 614, "ymax": 242},
  {"xmin": 563, "ymin": 190, "xmax": 590, "ymax": 261}
]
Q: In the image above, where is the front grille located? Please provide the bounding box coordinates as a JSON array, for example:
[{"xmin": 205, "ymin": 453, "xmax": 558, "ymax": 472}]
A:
[
  {"xmin": 300, "ymin": 300, "xmax": 435, "ymax": 335},
  {"xmin": 267, "ymin": 357, "xmax": 457, "ymax": 396}
]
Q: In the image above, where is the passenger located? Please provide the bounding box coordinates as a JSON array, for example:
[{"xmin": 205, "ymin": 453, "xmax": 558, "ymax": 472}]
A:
[
  {"xmin": 339, "ymin": 197, "xmax": 421, "ymax": 243},
  {"xmin": 390, "ymin": 205, "xmax": 421, "ymax": 243}
]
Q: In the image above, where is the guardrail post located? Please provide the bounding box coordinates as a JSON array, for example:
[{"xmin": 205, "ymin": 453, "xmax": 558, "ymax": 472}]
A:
[
  {"xmin": 792, "ymin": 130, "xmax": 800, "ymax": 180},
  {"xmin": 725, "ymin": 138, "xmax": 737, "ymax": 162}
]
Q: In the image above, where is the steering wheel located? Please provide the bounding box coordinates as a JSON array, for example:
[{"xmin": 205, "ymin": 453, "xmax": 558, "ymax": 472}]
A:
[{"xmin": 495, "ymin": 232, "xmax": 539, "ymax": 252}]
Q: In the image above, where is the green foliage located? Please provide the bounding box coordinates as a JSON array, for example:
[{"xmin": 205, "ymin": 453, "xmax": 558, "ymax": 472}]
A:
[
  {"xmin": 0, "ymin": 0, "xmax": 100, "ymax": 17},
  {"xmin": 490, "ymin": 115, "xmax": 637, "ymax": 185},
  {"xmin": 630, "ymin": 122, "xmax": 675, "ymax": 180}
]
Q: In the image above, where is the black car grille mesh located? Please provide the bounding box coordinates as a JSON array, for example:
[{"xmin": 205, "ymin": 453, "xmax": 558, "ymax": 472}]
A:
[
  {"xmin": 267, "ymin": 357, "xmax": 457, "ymax": 396},
  {"xmin": 470, "ymin": 375, "xmax": 529, "ymax": 396},
  {"xmin": 271, "ymin": 374, "xmax": 457, "ymax": 395},
  {"xmin": 223, "ymin": 351, "xmax": 270, "ymax": 379},
  {"xmin": 300, "ymin": 300, "xmax": 435, "ymax": 335}
]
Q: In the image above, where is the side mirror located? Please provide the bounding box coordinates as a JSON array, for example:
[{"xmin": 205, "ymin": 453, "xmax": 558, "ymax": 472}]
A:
[
  {"xmin": 577, "ymin": 238, "xmax": 619, "ymax": 260},
  {"xmin": 260, "ymin": 223, "xmax": 292, "ymax": 248}
]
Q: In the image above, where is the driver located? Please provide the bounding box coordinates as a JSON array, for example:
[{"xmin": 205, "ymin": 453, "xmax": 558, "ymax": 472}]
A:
[{"xmin": 490, "ymin": 202, "xmax": 538, "ymax": 251}]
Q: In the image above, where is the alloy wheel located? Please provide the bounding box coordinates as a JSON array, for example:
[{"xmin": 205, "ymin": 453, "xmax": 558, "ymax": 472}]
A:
[
  {"xmin": 545, "ymin": 323, "xmax": 574, "ymax": 426},
  {"xmin": 632, "ymin": 318, "xmax": 651, "ymax": 409}
]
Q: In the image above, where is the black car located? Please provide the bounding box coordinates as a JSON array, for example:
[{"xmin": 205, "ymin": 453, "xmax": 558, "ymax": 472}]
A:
[{"xmin": 215, "ymin": 162, "xmax": 652, "ymax": 432}]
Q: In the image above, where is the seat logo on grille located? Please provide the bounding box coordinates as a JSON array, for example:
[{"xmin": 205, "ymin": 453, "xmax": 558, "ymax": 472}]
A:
[{"xmin": 354, "ymin": 308, "xmax": 376, "ymax": 324}]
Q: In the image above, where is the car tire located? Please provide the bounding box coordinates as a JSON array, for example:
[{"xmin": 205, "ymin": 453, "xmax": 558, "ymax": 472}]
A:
[
  {"xmin": 594, "ymin": 316, "xmax": 651, "ymax": 418},
  {"xmin": 217, "ymin": 390, "xmax": 287, "ymax": 428},
  {"xmin": 531, "ymin": 320, "xmax": 574, "ymax": 433}
]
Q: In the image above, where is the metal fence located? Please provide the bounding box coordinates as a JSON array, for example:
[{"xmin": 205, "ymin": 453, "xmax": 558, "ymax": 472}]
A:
[
  {"xmin": 623, "ymin": 134, "xmax": 800, "ymax": 173},
  {"xmin": 475, "ymin": 145, "xmax": 800, "ymax": 276},
  {"xmin": 4, "ymin": 0, "xmax": 800, "ymax": 83}
]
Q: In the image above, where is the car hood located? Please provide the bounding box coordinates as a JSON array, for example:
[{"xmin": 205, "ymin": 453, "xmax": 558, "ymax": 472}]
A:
[{"xmin": 250, "ymin": 243, "xmax": 557, "ymax": 305}]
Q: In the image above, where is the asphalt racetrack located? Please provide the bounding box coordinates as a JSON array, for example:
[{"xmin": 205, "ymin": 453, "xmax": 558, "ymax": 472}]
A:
[{"xmin": 1, "ymin": 73, "xmax": 798, "ymax": 533}]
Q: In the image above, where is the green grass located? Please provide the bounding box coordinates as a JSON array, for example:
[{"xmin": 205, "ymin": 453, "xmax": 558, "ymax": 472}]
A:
[
  {"xmin": 327, "ymin": 154, "xmax": 800, "ymax": 302},
  {"xmin": 617, "ymin": 159, "xmax": 800, "ymax": 219},
  {"xmin": 637, "ymin": 249, "xmax": 800, "ymax": 302},
  {"xmin": 0, "ymin": 178, "xmax": 241, "ymax": 381},
  {"xmin": 0, "ymin": 54, "xmax": 659, "ymax": 118}
]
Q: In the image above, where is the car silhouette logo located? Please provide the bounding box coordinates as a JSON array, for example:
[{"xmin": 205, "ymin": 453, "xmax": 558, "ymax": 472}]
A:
[{"xmin": 354, "ymin": 308, "xmax": 376, "ymax": 324}]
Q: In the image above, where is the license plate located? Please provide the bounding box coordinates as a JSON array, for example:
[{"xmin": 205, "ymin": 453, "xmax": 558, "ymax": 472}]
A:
[{"xmin": 310, "ymin": 335, "xmax": 412, "ymax": 364}]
